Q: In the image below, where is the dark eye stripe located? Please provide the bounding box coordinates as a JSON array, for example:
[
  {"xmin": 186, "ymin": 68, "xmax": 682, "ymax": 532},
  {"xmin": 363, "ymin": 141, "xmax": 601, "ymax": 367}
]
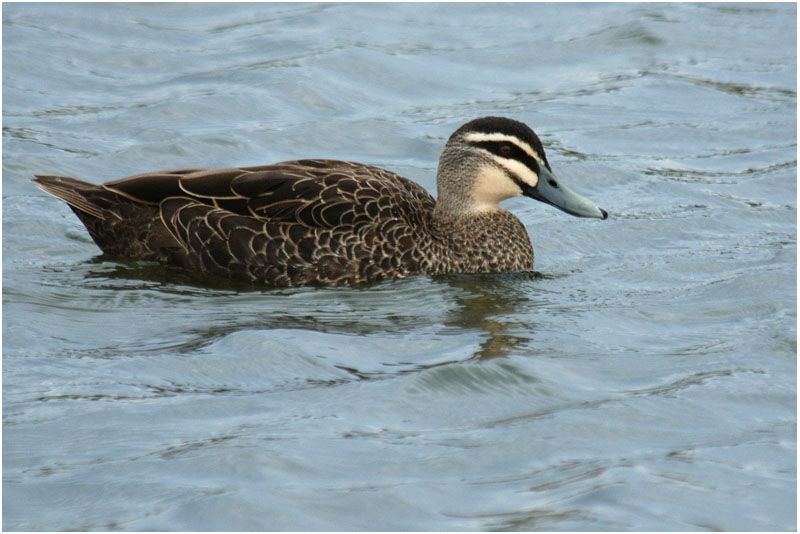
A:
[{"xmin": 473, "ymin": 140, "xmax": 541, "ymax": 175}]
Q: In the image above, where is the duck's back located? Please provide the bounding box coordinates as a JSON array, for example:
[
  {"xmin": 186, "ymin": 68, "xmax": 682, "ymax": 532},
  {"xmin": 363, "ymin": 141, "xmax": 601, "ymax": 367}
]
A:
[{"xmin": 36, "ymin": 160, "xmax": 442, "ymax": 286}]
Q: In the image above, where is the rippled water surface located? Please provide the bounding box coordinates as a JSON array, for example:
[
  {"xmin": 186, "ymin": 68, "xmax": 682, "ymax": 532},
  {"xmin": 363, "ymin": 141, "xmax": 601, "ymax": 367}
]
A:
[{"xmin": 3, "ymin": 3, "xmax": 796, "ymax": 531}]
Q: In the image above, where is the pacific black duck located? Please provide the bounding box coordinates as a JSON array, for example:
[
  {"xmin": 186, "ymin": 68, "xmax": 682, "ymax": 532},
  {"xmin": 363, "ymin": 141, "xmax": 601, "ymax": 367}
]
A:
[{"xmin": 34, "ymin": 116, "xmax": 607, "ymax": 287}]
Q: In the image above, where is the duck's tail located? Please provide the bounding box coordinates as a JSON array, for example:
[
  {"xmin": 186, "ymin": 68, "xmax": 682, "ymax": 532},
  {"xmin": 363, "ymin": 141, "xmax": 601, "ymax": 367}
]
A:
[
  {"xmin": 33, "ymin": 175, "xmax": 178, "ymax": 261},
  {"xmin": 33, "ymin": 175, "xmax": 108, "ymax": 220}
]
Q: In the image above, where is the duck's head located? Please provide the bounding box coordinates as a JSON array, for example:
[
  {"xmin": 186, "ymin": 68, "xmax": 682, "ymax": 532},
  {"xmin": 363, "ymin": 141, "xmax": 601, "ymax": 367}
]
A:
[{"xmin": 436, "ymin": 116, "xmax": 608, "ymax": 220}]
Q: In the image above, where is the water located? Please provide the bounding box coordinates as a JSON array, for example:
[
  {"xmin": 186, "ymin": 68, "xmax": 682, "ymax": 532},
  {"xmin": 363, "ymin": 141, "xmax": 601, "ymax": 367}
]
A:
[{"xmin": 3, "ymin": 3, "xmax": 796, "ymax": 531}]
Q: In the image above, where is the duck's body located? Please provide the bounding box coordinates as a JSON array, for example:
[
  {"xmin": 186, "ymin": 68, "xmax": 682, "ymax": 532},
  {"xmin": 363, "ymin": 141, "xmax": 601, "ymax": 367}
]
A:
[{"xmin": 34, "ymin": 117, "xmax": 607, "ymax": 287}]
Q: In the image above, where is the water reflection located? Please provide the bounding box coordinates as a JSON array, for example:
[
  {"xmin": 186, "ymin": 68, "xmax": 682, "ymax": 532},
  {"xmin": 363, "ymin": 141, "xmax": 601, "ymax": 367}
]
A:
[
  {"xmin": 439, "ymin": 272, "xmax": 545, "ymax": 360},
  {"xmin": 79, "ymin": 257, "xmax": 546, "ymax": 370}
]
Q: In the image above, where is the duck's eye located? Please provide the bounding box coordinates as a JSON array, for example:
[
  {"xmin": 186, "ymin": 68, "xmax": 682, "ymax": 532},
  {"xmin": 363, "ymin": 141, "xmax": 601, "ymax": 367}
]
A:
[{"xmin": 498, "ymin": 144, "xmax": 513, "ymax": 157}]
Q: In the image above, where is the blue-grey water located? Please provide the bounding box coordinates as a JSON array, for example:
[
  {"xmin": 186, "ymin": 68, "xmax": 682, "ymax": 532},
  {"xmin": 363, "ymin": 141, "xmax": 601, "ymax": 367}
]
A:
[{"xmin": 2, "ymin": 3, "xmax": 796, "ymax": 531}]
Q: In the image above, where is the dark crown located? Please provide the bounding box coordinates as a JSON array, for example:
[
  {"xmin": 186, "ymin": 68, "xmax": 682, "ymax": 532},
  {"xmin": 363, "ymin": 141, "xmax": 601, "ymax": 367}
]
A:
[{"xmin": 450, "ymin": 116, "xmax": 551, "ymax": 170}]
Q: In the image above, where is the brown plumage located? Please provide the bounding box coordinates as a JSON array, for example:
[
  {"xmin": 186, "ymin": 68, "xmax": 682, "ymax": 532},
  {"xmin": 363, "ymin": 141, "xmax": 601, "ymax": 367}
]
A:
[{"xmin": 33, "ymin": 117, "xmax": 607, "ymax": 287}]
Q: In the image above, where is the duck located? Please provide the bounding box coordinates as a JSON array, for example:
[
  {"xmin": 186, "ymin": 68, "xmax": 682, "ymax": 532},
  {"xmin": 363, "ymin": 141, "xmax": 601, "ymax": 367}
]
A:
[{"xmin": 33, "ymin": 116, "xmax": 607, "ymax": 287}]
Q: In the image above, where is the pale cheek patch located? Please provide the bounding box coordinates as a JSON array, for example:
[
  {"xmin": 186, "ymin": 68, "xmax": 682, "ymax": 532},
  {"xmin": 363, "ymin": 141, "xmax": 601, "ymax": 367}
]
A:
[
  {"xmin": 496, "ymin": 158, "xmax": 539, "ymax": 189},
  {"xmin": 471, "ymin": 166, "xmax": 524, "ymax": 211}
]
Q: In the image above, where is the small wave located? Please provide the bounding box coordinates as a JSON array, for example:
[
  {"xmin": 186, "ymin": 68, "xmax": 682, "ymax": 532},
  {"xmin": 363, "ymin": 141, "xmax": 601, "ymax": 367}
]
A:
[{"xmin": 403, "ymin": 358, "xmax": 546, "ymax": 398}]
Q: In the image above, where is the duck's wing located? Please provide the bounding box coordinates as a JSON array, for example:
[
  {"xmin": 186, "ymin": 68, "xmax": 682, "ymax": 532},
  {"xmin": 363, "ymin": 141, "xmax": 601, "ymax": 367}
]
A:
[
  {"xmin": 103, "ymin": 159, "xmax": 435, "ymax": 228},
  {"xmin": 101, "ymin": 160, "xmax": 436, "ymax": 285}
]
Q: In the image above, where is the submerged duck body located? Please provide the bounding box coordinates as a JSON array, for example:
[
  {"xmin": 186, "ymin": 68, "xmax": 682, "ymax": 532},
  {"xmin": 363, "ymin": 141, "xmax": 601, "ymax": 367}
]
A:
[{"xmin": 34, "ymin": 117, "xmax": 607, "ymax": 287}]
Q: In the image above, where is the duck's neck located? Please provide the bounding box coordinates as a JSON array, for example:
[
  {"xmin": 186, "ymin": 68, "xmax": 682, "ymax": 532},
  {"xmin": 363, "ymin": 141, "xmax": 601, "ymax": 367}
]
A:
[{"xmin": 432, "ymin": 192, "xmax": 508, "ymax": 222}]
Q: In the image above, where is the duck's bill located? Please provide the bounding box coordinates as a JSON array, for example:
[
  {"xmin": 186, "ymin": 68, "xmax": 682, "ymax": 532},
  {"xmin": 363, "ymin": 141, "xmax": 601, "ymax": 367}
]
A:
[{"xmin": 524, "ymin": 166, "xmax": 608, "ymax": 219}]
